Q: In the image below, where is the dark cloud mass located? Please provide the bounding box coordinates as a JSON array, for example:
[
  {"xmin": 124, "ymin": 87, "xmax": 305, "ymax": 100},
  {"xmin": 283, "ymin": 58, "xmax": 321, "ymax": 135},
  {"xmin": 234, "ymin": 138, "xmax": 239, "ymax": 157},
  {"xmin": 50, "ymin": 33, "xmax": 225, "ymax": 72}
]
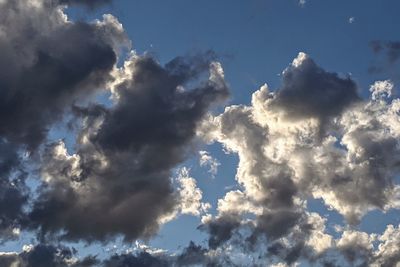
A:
[
  {"xmin": 0, "ymin": 0, "xmax": 125, "ymax": 242},
  {"xmin": 0, "ymin": 2, "xmax": 119, "ymax": 150},
  {"xmin": 103, "ymin": 252, "xmax": 168, "ymax": 267},
  {"xmin": 0, "ymin": 244, "xmax": 99, "ymax": 267},
  {"xmin": 1, "ymin": 0, "xmax": 400, "ymax": 266},
  {"xmin": 271, "ymin": 52, "xmax": 359, "ymax": 122},
  {"xmin": 28, "ymin": 53, "xmax": 228, "ymax": 241}
]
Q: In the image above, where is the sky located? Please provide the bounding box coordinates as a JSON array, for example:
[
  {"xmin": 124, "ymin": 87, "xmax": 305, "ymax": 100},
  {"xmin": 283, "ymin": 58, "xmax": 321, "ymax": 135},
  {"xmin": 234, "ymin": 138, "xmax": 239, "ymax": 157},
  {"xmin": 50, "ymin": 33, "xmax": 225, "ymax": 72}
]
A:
[{"xmin": 0, "ymin": 0, "xmax": 400, "ymax": 266}]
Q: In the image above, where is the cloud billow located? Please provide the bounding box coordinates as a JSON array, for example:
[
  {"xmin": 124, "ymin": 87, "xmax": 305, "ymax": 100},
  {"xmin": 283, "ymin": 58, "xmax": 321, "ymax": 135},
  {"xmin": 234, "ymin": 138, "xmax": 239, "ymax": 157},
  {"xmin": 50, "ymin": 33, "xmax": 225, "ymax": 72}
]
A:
[
  {"xmin": 197, "ymin": 53, "xmax": 400, "ymax": 265},
  {"xmin": 28, "ymin": 53, "xmax": 228, "ymax": 241},
  {"xmin": 0, "ymin": 0, "xmax": 400, "ymax": 266}
]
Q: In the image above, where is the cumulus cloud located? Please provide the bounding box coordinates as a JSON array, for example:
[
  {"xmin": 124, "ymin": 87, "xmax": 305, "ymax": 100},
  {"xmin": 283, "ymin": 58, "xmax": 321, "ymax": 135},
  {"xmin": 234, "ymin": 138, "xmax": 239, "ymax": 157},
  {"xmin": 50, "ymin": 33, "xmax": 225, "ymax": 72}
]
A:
[
  {"xmin": 28, "ymin": 51, "xmax": 228, "ymax": 242},
  {"xmin": 370, "ymin": 80, "xmax": 394, "ymax": 100},
  {"xmin": 196, "ymin": 52, "xmax": 400, "ymax": 264},
  {"xmin": 0, "ymin": 0, "xmax": 125, "ymax": 150},
  {"xmin": 0, "ymin": 244, "xmax": 98, "ymax": 267},
  {"xmin": 0, "ymin": 0, "xmax": 130, "ymax": 242},
  {"xmin": 0, "ymin": 0, "xmax": 400, "ymax": 265},
  {"xmin": 269, "ymin": 52, "xmax": 359, "ymax": 126},
  {"xmin": 0, "ymin": 0, "xmax": 228, "ymax": 247},
  {"xmin": 199, "ymin": 150, "xmax": 220, "ymax": 178},
  {"xmin": 176, "ymin": 167, "xmax": 211, "ymax": 217}
]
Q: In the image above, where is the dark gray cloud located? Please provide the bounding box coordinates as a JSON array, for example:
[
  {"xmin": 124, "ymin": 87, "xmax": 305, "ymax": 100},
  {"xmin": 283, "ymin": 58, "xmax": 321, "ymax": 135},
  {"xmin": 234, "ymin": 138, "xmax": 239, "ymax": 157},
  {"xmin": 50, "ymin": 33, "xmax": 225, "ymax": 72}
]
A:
[
  {"xmin": 176, "ymin": 241, "xmax": 209, "ymax": 266},
  {"xmin": 199, "ymin": 215, "xmax": 241, "ymax": 249},
  {"xmin": 0, "ymin": 0, "xmax": 399, "ymax": 266},
  {"xmin": 253, "ymin": 210, "xmax": 303, "ymax": 241},
  {"xmin": 0, "ymin": 140, "xmax": 27, "ymax": 241},
  {"xmin": 102, "ymin": 241, "xmax": 235, "ymax": 267},
  {"xmin": 270, "ymin": 52, "xmax": 359, "ymax": 123},
  {"xmin": 0, "ymin": 2, "xmax": 120, "ymax": 150},
  {"xmin": 28, "ymin": 54, "xmax": 228, "ymax": 242},
  {"xmin": 103, "ymin": 252, "xmax": 168, "ymax": 267},
  {"xmin": 0, "ymin": 244, "xmax": 98, "ymax": 267},
  {"xmin": 0, "ymin": 0, "xmax": 125, "ymax": 242}
]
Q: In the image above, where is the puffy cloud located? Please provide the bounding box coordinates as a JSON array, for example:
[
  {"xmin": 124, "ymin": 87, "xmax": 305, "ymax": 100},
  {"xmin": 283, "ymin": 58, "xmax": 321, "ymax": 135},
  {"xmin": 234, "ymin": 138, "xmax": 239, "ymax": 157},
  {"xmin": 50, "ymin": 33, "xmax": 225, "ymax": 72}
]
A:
[
  {"xmin": 268, "ymin": 52, "xmax": 359, "ymax": 124},
  {"xmin": 28, "ymin": 52, "xmax": 228, "ymax": 242},
  {"xmin": 372, "ymin": 224, "xmax": 400, "ymax": 267},
  {"xmin": 370, "ymin": 80, "xmax": 394, "ymax": 100},
  {"xmin": 0, "ymin": 0, "xmax": 130, "ymax": 242},
  {"xmin": 0, "ymin": 244, "xmax": 99, "ymax": 267},
  {"xmin": 336, "ymin": 230, "xmax": 375, "ymax": 264},
  {"xmin": 0, "ymin": 0, "xmax": 125, "ymax": 150},
  {"xmin": 0, "ymin": 0, "xmax": 399, "ymax": 265},
  {"xmin": 0, "ymin": 1, "xmax": 126, "ymax": 239},
  {"xmin": 197, "ymin": 52, "xmax": 400, "ymax": 264},
  {"xmin": 199, "ymin": 150, "xmax": 220, "ymax": 178},
  {"xmin": 103, "ymin": 252, "xmax": 168, "ymax": 267},
  {"xmin": 176, "ymin": 167, "xmax": 211, "ymax": 217}
]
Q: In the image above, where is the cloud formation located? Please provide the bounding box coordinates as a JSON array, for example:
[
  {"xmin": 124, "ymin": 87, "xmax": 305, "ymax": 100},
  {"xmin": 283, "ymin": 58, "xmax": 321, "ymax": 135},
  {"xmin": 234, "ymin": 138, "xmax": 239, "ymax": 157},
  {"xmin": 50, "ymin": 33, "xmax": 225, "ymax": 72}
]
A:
[
  {"xmin": 197, "ymin": 53, "xmax": 400, "ymax": 265},
  {"xmin": 0, "ymin": 0, "xmax": 228, "ymax": 245},
  {"xmin": 199, "ymin": 150, "xmax": 220, "ymax": 178},
  {"xmin": 28, "ymin": 52, "xmax": 228, "ymax": 241},
  {"xmin": 0, "ymin": 0, "xmax": 126, "ymax": 241},
  {"xmin": 0, "ymin": 0, "xmax": 400, "ymax": 266}
]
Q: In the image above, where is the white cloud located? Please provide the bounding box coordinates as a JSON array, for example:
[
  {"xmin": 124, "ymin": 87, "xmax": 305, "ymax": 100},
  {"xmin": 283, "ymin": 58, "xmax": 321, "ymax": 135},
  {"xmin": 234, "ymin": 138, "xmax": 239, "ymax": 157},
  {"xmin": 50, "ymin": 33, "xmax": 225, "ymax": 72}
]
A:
[
  {"xmin": 370, "ymin": 80, "xmax": 394, "ymax": 100},
  {"xmin": 176, "ymin": 167, "xmax": 211, "ymax": 216},
  {"xmin": 199, "ymin": 150, "xmax": 220, "ymax": 178}
]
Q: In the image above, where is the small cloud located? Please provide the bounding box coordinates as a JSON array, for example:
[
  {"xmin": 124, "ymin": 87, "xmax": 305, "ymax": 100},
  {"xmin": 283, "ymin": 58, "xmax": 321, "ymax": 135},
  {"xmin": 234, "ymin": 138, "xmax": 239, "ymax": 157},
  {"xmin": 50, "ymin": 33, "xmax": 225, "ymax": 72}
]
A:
[
  {"xmin": 298, "ymin": 0, "xmax": 306, "ymax": 7},
  {"xmin": 348, "ymin": 17, "xmax": 355, "ymax": 24},
  {"xmin": 199, "ymin": 150, "xmax": 220, "ymax": 178}
]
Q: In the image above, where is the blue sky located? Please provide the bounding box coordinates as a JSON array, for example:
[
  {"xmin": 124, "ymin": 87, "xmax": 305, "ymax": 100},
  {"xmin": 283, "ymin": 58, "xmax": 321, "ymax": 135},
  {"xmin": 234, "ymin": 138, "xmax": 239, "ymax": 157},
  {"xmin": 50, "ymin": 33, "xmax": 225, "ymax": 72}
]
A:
[{"xmin": 1, "ymin": 0, "xmax": 400, "ymax": 266}]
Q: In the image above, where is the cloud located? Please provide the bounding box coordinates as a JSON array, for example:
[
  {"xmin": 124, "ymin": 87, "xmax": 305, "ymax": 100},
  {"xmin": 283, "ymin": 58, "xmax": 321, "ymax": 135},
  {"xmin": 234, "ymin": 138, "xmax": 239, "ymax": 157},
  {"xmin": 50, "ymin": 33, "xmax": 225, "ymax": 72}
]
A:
[
  {"xmin": 0, "ymin": 0, "xmax": 399, "ymax": 265},
  {"xmin": 269, "ymin": 53, "xmax": 359, "ymax": 125},
  {"xmin": 196, "ymin": 53, "xmax": 400, "ymax": 264},
  {"xmin": 0, "ymin": 0, "xmax": 228, "ymax": 246},
  {"xmin": 103, "ymin": 252, "xmax": 168, "ymax": 267},
  {"xmin": 176, "ymin": 167, "xmax": 211, "ymax": 217},
  {"xmin": 0, "ymin": 0, "xmax": 125, "ymax": 151},
  {"xmin": 199, "ymin": 150, "xmax": 220, "ymax": 178},
  {"xmin": 370, "ymin": 80, "xmax": 394, "ymax": 100},
  {"xmin": 28, "ymin": 52, "xmax": 228, "ymax": 242},
  {"xmin": 0, "ymin": 244, "xmax": 99, "ymax": 267},
  {"xmin": 298, "ymin": 0, "xmax": 306, "ymax": 7},
  {"xmin": 0, "ymin": 0, "xmax": 128, "ymax": 242}
]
